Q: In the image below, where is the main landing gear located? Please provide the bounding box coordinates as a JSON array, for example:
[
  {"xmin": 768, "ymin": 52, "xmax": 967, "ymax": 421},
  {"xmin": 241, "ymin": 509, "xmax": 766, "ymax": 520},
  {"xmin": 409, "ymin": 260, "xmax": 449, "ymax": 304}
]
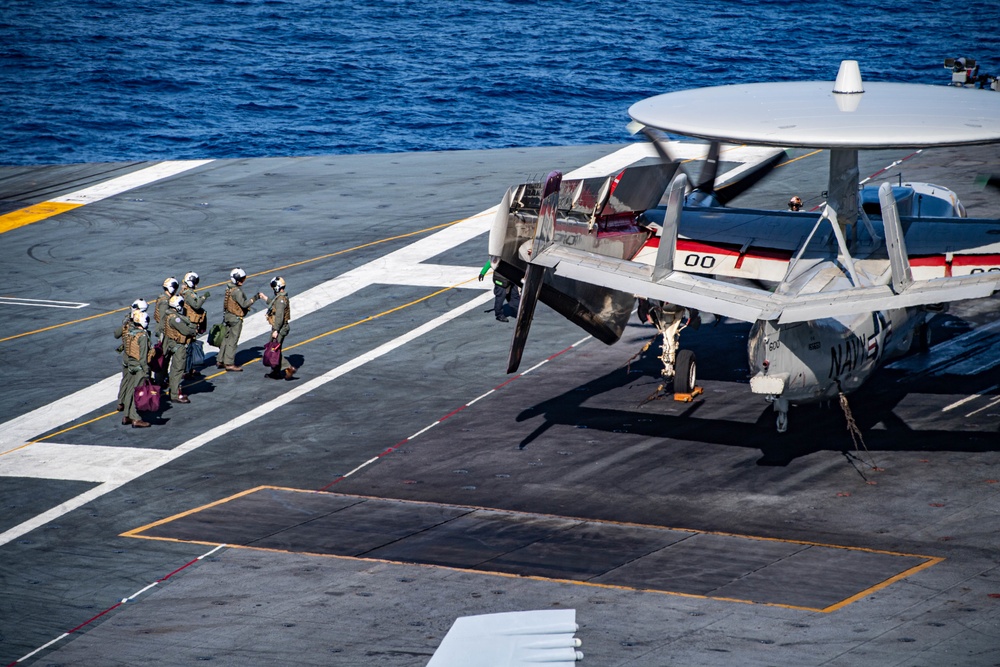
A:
[{"xmin": 639, "ymin": 299, "xmax": 702, "ymax": 401}]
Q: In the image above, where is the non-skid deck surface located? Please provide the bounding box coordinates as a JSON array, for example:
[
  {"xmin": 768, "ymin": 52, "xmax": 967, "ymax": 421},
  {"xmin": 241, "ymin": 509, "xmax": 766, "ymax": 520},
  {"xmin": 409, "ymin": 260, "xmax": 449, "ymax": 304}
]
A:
[{"xmin": 126, "ymin": 486, "xmax": 939, "ymax": 613}]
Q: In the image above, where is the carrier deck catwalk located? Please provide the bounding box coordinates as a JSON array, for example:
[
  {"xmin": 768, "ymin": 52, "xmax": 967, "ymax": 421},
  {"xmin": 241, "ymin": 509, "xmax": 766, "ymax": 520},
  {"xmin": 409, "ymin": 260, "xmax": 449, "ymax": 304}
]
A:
[{"xmin": 1, "ymin": 143, "xmax": 998, "ymax": 666}]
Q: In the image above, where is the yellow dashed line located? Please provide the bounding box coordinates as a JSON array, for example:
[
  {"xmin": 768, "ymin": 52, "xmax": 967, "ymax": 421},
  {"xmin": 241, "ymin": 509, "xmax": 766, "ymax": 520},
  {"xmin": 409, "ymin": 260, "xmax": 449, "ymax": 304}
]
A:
[
  {"xmin": 22, "ymin": 279, "xmax": 476, "ymax": 444},
  {"xmin": 0, "ymin": 218, "xmax": 463, "ymax": 345}
]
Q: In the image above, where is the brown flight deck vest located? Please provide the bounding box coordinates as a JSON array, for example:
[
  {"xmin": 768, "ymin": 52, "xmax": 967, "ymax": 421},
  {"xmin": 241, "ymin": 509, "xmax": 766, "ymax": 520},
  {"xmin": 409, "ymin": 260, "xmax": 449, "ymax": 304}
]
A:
[
  {"xmin": 124, "ymin": 328, "xmax": 155, "ymax": 362},
  {"xmin": 183, "ymin": 291, "xmax": 207, "ymax": 326},
  {"xmin": 266, "ymin": 294, "xmax": 290, "ymax": 328},
  {"xmin": 164, "ymin": 314, "xmax": 193, "ymax": 344},
  {"xmin": 223, "ymin": 285, "xmax": 248, "ymax": 318}
]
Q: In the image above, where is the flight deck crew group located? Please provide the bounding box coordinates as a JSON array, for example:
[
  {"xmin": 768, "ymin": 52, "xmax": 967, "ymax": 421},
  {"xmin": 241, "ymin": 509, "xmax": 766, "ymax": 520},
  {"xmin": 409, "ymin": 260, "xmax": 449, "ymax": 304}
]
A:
[{"xmin": 115, "ymin": 268, "xmax": 296, "ymax": 428}]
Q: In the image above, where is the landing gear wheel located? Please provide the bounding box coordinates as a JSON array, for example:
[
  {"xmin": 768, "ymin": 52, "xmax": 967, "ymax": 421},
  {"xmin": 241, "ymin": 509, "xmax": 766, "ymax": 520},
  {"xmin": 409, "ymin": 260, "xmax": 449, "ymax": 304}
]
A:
[{"xmin": 674, "ymin": 349, "xmax": 696, "ymax": 395}]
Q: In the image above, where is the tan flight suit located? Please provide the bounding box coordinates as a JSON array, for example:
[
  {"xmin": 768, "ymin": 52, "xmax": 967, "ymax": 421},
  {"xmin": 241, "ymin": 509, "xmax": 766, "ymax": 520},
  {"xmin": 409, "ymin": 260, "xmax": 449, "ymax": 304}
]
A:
[
  {"xmin": 114, "ymin": 313, "xmax": 133, "ymax": 409},
  {"xmin": 219, "ymin": 282, "xmax": 260, "ymax": 367},
  {"xmin": 266, "ymin": 291, "xmax": 292, "ymax": 374},
  {"xmin": 151, "ymin": 295, "xmax": 173, "ymax": 386},
  {"xmin": 121, "ymin": 323, "xmax": 151, "ymax": 422},
  {"xmin": 181, "ymin": 285, "xmax": 210, "ymax": 372},
  {"xmin": 163, "ymin": 311, "xmax": 198, "ymax": 399},
  {"xmin": 180, "ymin": 286, "xmax": 210, "ymax": 334}
]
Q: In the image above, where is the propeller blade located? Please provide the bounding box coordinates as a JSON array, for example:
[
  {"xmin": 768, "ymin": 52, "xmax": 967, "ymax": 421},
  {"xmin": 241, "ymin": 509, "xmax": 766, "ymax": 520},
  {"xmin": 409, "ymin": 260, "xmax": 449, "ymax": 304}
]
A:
[
  {"xmin": 638, "ymin": 126, "xmax": 781, "ymax": 208},
  {"xmin": 693, "ymin": 141, "xmax": 721, "ymax": 195},
  {"xmin": 506, "ymin": 190, "xmax": 559, "ymax": 374},
  {"xmin": 488, "ymin": 186, "xmax": 513, "ymax": 259},
  {"xmin": 541, "ymin": 170, "xmax": 562, "ymax": 200},
  {"xmin": 713, "ymin": 149, "xmax": 786, "ymax": 206},
  {"xmin": 638, "ymin": 126, "xmax": 680, "ymax": 166},
  {"xmin": 506, "ymin": 262, "xmax": 545, "ymax": 374}
]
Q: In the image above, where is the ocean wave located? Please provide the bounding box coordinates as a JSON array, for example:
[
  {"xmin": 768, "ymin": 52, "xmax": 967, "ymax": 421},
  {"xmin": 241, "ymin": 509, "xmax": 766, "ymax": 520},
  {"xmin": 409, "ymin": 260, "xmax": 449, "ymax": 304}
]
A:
[{"xmin": 1, "ymin": 0, "xmax": 997, "ymax": 165}]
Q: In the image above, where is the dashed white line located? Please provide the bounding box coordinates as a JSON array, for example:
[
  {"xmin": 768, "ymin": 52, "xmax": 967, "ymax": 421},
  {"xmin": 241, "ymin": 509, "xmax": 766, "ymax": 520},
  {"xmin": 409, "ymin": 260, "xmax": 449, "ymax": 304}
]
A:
[
  {"xmin": 942, "ymin": 383, "xmax": 1000, "ymax": 412},
  {"xmin": 965, "ymin": 395, "xmax": 1000, "ymax": 418}
]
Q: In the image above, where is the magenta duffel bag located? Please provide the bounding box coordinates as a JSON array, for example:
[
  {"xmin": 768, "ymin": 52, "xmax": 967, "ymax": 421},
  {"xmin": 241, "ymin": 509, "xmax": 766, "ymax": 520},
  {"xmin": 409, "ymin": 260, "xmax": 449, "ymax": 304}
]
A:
[
  {"xmin": 134, "ymin": 378, "xmax": 160, "ymax": 412},
  {"xmin": 262, "ymin": 340, "xmax": 282, "ymax": 368}
]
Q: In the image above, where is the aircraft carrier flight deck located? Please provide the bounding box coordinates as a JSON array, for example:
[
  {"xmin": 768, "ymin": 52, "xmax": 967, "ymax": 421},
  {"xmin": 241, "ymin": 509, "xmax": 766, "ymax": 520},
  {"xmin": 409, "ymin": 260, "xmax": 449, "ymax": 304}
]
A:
[{"xmin": 1, "ymin": 142, "xmax": 998, "ymax": 666}]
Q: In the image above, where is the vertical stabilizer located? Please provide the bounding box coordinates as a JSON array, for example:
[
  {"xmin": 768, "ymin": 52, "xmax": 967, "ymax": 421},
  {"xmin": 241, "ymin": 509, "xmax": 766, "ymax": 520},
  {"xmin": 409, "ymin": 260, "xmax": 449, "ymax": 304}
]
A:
[
  {"xmin": 653, "ymin": 172, "xmax": 687, "ymax": 282},
  {"xmin": 879, "ymin": 182, "xmax": 913, "ymax": 294}
]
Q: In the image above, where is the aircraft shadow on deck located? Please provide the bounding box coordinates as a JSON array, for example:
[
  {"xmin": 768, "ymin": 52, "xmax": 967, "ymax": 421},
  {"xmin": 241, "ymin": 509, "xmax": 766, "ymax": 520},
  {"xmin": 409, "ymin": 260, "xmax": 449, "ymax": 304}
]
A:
[{"xmin": 516, "ymin": 320, "xmax": 1000, "ymax": 467}]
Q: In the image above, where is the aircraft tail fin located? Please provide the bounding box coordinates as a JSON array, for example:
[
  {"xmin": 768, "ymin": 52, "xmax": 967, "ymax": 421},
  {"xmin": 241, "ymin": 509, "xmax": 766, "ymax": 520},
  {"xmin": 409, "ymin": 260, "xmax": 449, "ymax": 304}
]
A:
[
  {"xmin": 879, "ymin": 182, "xmax": 914, "ymax": 294},
  {"xmin": 653, "ymin": 171, "xmax": 687, "ymax": 281}
]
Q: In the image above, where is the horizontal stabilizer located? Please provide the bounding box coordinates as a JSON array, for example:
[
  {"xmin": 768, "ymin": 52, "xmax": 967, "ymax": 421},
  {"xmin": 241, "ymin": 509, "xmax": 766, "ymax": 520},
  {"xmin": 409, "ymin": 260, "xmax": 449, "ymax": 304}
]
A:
[{"xmin": 530, "ymin": 244, "xmax": 1000, "ymax": 324}]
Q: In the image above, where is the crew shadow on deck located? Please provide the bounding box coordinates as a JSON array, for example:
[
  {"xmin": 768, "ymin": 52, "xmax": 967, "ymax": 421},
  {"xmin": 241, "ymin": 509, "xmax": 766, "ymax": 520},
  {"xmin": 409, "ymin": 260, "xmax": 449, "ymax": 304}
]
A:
[
  {"xmin": 237, "ymin": 346, "xmax": 263, "ymax": 367},
  {"xmin": 514, "ymin": 325, "xmax": 1000, "ymax": 467}
]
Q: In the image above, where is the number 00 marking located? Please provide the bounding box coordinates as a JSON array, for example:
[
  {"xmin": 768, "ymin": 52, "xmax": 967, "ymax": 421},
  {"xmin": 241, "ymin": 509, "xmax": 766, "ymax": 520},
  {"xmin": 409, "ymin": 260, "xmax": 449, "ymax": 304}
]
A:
[{"xmin": 684, "ymin": 254, "xmax": 716, "ymax": 269}]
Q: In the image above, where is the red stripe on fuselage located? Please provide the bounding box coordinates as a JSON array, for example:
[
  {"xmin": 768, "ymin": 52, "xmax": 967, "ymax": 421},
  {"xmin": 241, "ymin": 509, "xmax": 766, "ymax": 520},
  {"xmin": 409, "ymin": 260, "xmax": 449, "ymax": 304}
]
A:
[
  {"xmin": 644, "ymin": 237, "xmax": 793, "ymax": 263},
  {"xmin": 910, "ymin": 254, "xmax": 1000, "ymax": 266}
]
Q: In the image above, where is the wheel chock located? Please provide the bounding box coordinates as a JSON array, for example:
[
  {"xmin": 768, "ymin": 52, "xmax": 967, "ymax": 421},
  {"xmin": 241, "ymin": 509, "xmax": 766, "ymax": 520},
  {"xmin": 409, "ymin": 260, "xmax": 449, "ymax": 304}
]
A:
[{"xmin": 673, "ymin": 386, "xmax": 704, "ymax": 402}]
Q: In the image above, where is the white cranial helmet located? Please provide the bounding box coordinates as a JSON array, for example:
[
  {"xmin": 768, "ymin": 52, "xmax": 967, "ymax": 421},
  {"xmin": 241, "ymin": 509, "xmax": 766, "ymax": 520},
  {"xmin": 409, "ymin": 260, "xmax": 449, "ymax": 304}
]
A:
[
  {"xmin": 162, "ymin": 277, "xmax": 179, "ymax": 294},
  {"xmin": 168, "ymin": 294, "xmax": 185, "ymax": 313},
  {"xmin": 132, "ymin": 310, "xmax": 150, "ymax": 329},
  {"xmin": 230, "ymin": 267, "xmax": 246, "ymax": 284},
  {"xmin": 184, "ymin": 272, "xmax": 199, "ymax": 288},
  {"xmin": 131, "ymin": 298, "xmax": 148, "ymax": 312},
  {"xmin": 270, "ymin": 276, "xmax": 285, "ymax": 294}
]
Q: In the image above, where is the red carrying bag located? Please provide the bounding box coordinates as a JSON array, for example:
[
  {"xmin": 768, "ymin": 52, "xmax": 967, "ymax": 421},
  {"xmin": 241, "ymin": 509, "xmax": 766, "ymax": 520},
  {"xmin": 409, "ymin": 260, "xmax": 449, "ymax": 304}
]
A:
[
  {"xmin": 149, "ymin": 342, "xmax": 166, "ymax": 375},
  {"xmin": 134, "ymin": 378, "xmax": 160, "ymax": 413},
  {"xmin": 263, "ymin": 339, "xmax": 282, "ymax": 368}
]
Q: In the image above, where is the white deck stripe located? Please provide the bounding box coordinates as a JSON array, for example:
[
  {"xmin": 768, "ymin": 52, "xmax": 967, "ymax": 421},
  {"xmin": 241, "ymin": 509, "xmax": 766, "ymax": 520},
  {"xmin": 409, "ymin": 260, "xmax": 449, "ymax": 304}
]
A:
[
  {"xmin": 0, "ymin": 144, "xmax": 658, "ymax": 451},
  {"xmin": 941, "ymin": 383, "xmax": 1000, "ymax": 412},
  {"xmin": 0, "ymin": 144, "xmax": 679, "ymax": 546},
  {"xmin": 0, "ymin": 291, "xmax": 492, "ymax": 546},
  {"xmin": 965, "ymin": 395, "xmax": 1000, "ymax": 418},
  {"xmin": 49, "ymin": 160, "xmax": 214, "ymax": 205}
]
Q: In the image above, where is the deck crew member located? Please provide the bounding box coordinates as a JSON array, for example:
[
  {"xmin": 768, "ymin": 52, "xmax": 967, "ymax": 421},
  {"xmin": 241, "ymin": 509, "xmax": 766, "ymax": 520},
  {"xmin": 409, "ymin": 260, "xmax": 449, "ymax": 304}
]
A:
[
  {"xmin": 163, "ymin": 295, "xmax": 198, "ymax": 403},
  {"xmin": 218, "ymin": 267, "xmax": 265, "ymax": 372},
  {"xmin": 154, "ymin": 277, "xmax": 180, "ymax": 341},
  {"xmin": 180, "ymin": 271, "xmax": 210, "ymax": 376},
  {"xmin": 121, "ymin": 310, "xmax": 153, "ymax": 428},
  {"xmin": 262, "ymin": 276, "xmax": 297, "ymax": 380},
  {"xmin": 115, "ymin": 299, "xmax": 148, "ymax": 412},
  {"xmin": 788, "ymin": 196, "xmax": 803, "ymax": 211},
  {"xmin": 152, "ymin": 277, "xmax": 179, "ymax": 387},
  {"xmin": 180, "ymin": 272, "xmax": 210, "ymax": 333},
  {"xmin": 478, "ymin": 260, "xmax": 520, "ymax": 322}
]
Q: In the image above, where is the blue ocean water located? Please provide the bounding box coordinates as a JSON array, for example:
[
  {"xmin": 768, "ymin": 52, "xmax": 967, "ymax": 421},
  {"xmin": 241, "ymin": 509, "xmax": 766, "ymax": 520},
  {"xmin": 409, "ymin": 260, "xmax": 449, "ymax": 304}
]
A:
[{"xmin": 1, "ymin": 0, "xmax": 998, "ymax": 166}]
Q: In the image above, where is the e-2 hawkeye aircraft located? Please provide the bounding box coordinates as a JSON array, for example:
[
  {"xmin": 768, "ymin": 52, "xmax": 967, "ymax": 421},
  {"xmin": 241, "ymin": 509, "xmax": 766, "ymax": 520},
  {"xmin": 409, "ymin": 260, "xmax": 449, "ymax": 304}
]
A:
[{"xmin": 488, "ymin": 60, "xmax": 1000, "ymax": 432}]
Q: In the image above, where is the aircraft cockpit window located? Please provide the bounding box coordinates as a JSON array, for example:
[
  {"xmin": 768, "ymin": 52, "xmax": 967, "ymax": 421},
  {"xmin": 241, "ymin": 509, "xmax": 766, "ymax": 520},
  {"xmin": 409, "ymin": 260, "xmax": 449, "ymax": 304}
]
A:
[
  {"xmin": 912, "ymin": 195, "xmax": 956, "ymax": 218},
  {"xmin": 862, "ymin": 202, "xmax": 882, "ymax": 217}
]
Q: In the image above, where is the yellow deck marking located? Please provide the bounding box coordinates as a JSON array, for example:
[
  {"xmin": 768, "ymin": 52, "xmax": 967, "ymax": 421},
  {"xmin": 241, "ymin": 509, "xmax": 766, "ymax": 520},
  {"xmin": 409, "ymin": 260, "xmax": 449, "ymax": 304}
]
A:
[
  {"xmin": 0, "ymin": 202, "xmax": 83, "ymax": 234},
  {"xmin": 776, "ymin": 149, "xmax": 824, "ymax": 168},
  {"xmin": 124, "ymin": 486, "xmax": 942, "ymax": 614},
  {"xmin": 0, "ymin": 219, "xmax": 462, "ymax": 345},
  {"xmin": 0, "ymin": 160, "xmax": 214, "ymax": 236},
  {"xmin": 21, "ymin": 280, "xmax": 474, "ymax": 445}
]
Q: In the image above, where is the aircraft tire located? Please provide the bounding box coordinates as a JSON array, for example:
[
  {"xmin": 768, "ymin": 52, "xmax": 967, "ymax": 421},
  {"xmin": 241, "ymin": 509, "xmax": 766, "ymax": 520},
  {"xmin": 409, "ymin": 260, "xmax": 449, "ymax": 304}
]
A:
[{"xmin": 674, "ymin": 349, "xmax": 696, "ymax": 394}]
